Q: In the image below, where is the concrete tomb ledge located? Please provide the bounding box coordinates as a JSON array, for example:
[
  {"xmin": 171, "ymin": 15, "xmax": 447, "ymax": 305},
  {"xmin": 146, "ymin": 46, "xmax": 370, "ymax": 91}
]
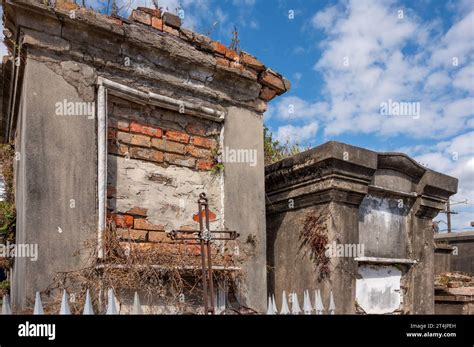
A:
[{"xmin": 435, "ymin": 231, "xmax": 474, "ymax": 242}]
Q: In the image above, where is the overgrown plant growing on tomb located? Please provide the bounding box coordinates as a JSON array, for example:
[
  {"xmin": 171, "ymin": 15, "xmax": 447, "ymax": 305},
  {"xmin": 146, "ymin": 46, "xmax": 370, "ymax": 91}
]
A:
[
  {"xmin": 263, "ymin": 126, "xmax": 304, "ymax": 165},
  {"xmin": 210, "ymin": 147, "xmax": 225, "ymax": 174},
  {"xmin": 42, "ymin": 221, "xmax": 250, "ymax": 314},
  {"xmin": 0, "ymin": 143, "xmax": 16, "ymax": 243},
  {"xmin": 299, "ymin": 208, "xmax": 332, "ymax": 280},
  {"xmin": 0, "ymin": 143, "xmax": 16, "ymax": 295}
]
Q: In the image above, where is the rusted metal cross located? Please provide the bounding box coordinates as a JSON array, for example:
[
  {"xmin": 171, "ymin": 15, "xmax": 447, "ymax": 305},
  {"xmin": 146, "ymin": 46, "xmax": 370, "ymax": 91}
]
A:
[{"xmin": 169, "ymin": 192, "xmax": 239, "ymax": 315}]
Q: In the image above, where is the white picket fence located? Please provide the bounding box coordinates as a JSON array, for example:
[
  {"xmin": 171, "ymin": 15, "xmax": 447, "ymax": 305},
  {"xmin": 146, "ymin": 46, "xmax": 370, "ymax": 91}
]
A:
[
  {"xmin": 1, "ymin": 288, "xmax": 335, "ymax": 315},
  {"xmin": 266, "ymin": 289, "xmax": 336, "ymax": 315},
  {"xmin": 0, "ymin": 285, "xmax": 228, "ymax": 315},
  {"xmin": 0, "ymin": 289, "xmax": 143, "ymax": 315}
]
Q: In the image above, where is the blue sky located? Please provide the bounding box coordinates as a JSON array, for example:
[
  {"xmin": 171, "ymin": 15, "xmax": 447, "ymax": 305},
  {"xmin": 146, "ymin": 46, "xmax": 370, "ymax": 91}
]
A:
[{"xmin": 1, "ymin": 0, "xmax": 473, "ymax": 231}]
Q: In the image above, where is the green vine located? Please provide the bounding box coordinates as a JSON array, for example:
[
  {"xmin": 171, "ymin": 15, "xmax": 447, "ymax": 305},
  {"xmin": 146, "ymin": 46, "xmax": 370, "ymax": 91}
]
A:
[
  {"xmin": 0, "ymin": 143, "xmax": 16, "ymax": 295},
  {"xmin": 210, "ymin": 147, "xmax": 225, "ymax": 174},
  {"xmin": 0, "ymin": 144, "xmax": 16, "ymax": 243}
]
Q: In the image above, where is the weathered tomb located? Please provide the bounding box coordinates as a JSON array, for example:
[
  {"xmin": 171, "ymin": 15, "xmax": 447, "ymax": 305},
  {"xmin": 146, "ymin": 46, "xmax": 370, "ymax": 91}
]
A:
[
  {"xmin": 1, "ymin": 0, "xmax": 290, "ymax": 312},
  {"xmin": 265, "ymin": 141, "xmax": 457, "ymax": 314}
]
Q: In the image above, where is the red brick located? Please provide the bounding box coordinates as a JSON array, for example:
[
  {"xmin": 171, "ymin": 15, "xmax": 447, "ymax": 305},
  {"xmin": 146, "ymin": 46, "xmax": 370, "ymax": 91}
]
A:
[
  {"xmin": 110, "ymin": 214, "xmax": 134, "ymax": 228},
  {"xmin": 186, "ymin": 145, "xmax": 212, "ymax": 159},
  {"xmin": 191, "ymin": 136, "xmax": 217, "ymax": 149},
  {"xmin": 148, "ymin": 231, "xmax": 171, "ymax": 243},
  {"xmin": 108, "ymin": 16, "xmax": 123, "ymax": 26},
  {"xmin": 259, "ymin": 70, "xmax": 286, "ymax": 93},
  {"xmin": 108, "ymin": 140, "xmax": 128, "ymax": 156},
  {"xmin": 225, "ymin": 49, "xmax": 239, "ymax": 61},
  {"xmin": 259, "ymin": 87, "xmax": 278, "ymax": 101},
  {"xmin": 196, "ymin": 159, "xmax": 214, "ymax": 171},
  {"xmin": 151, "ymin": 17, "xmax": 163, "ymax": 31},
  {"xmin": 55, "ymin": 0, "xmax": 79, "ymax": 11},
  {"xmin": 117, "ymin": 228, "xmax": 147, "ymax": 241},
  {"xmin": 211, "ymin": 41, "xmax": 227, "ymax": 56},
  {"xmin": 163, "ymin": 24, "xmax": 179, "ymax": 36},
  {"xmin": 240, "ymin": 52, "xmax": 265, "ymax": 71},
  {"xmin": 165, "ymin": 129, "xmax": 190, "ymax": 144},
  {"xmin": 184, "ymin": 244, "xmax": 202, "ymax": 256},
  {"xmin": 108, "ymin": 128, "xmax": 117, "ymax": 140},
  {"xmin": 179, "ymin": 225, "xmax": 198, "ymax": 231},
  {"xmin": 130, "ymin": 134, "xmax": 151, "ymax": 147},
  {"xmin": 134, "ymin": 218, "xmax": 165, "ymax": 231},
  {"xmin": 117, "ymin": 131, "xmax": 132, "ymax": 144},
  {"xmin": 130, "ymin": 122, "xmax": 162, "ymax": 138},
  {"xmin": 130, "ymin": 10, "xmax": 152, "ymax": 26},
  {"xmin": 136, "ymin": 7, "xmax": 161, "ymax": 17},
  {"xmin": 216, "ymin": 57, "xmax": 230, "ymax": 67},
  {"xmin": 129, "ymin": 147, "xmax": 164, "ymax": 163},
  {"xmin": 151, "ymin": 150, "xmax": 164, "ymax": 163},
  {"xmin": 151, "ymin": 138, "xmax": 186, "ymax": 154},
  {"xmin": 109, "ymin": 119, "xmax": 129, "ymax": 131},
  {"xmin": 126, "ymin": 207, "xmax": 148, "ymax": 217},
  {"xmin": 165, "ymin": 153, "xmax": 196, "ymax": 168}
]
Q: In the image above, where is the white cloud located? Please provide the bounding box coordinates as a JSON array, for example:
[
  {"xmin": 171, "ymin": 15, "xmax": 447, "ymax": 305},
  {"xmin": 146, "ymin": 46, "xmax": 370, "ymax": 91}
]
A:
[
  {"xmin": 453, "ymin": 64, "xmax": 474, "ymax": 92},
  {"xmin": 311, "ymin": 4, "xmax": 340, "ymax": 31},
  {"xmin": 429, "ymin": 10, "xmax": 474, "ymax": 68},
  {"xmin": 275, "ymin": 122, "xmax": 318, "ymax": 144},
  {"xmin": 232, "ymin": 0, "xmax": 256, "ymax": 6},
  {"xmin": 268, "ymin": 96, "xmax": 328, "ymax": 120},
  {"xmin": 268, "ymin": 1, "xmax": 474, "ymax": 229},
  {"xmin": 301, "ymin": 0, "xmax": 474, "ymax": 138},
  {"xmin": 404, "ymin": 131, "xmax": 474, "ymax": 231}
]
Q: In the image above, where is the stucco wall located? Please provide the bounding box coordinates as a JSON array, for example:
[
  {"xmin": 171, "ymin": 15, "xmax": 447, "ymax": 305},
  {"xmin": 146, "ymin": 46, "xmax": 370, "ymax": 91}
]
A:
[
  {"xmin": 223, "ymin": 106, "xmax": 267, "ymax": 312},
  {"xmin": 12, "ymin": 59, "xmax": 97, "ymax": 311},
  {"xmin": 435, "ymin": 231, "xmax": 474, "ymax": 276},
  {"xmin": 359, "ymin": 193, "xmax": 410, "ymax": 259}
]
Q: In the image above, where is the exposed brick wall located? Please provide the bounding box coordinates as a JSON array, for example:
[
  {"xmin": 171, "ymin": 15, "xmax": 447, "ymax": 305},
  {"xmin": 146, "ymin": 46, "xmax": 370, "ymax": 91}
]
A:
[
  {"xmin": 107, "ymin": 96, "xmax": 219, "ymax": 172},
  {"xmin": 106, "ymin": 96, "xmax": 223, "ymax": 255},
  {"xmin": 107, "ymin": 211, "xmax": 202, "ymax": 256}
]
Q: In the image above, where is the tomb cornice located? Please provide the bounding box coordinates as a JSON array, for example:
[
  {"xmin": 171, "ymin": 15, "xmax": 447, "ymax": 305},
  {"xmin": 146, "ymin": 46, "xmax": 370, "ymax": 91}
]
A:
[{"xmin": 5, "ymin": 0, "xmax": 289, "ymax": 114}]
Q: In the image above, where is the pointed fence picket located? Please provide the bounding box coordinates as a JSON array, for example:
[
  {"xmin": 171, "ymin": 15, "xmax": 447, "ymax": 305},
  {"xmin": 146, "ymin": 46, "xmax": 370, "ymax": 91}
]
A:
[
  {"xmin": 132, "ymin": 291, "xmax": 143, "ymax": 314},
  {"xmin": 1, "ymin": 294, "xmax": 11, "ymax": 314},
  {"xmin": 267, "ymin": 289, "xmax": 336, "ymax": 315},
  {"xmin": 33, "ymin": 291, "xmax": 44, "ymax": 315},
  {"xmin": 83, "ymin": 289, "xmax": 94, "ymax": 315},
  {"xmin": 4, "ymin": 287, "xmax": 336, "ymax": 315},
  {"xmin": 60, "ymin": 290, "xmax": 71, "ymax": 315}
]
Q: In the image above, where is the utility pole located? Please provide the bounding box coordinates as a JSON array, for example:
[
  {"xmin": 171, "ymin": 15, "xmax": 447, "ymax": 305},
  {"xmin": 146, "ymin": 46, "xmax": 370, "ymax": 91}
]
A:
[
  {"xmin": 446, "ymin": 200, "xmax": 453, "ymax": 233},
  {"xmin": 441, "ymin": 199, "xmax": 465, "ymax": 233}
]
